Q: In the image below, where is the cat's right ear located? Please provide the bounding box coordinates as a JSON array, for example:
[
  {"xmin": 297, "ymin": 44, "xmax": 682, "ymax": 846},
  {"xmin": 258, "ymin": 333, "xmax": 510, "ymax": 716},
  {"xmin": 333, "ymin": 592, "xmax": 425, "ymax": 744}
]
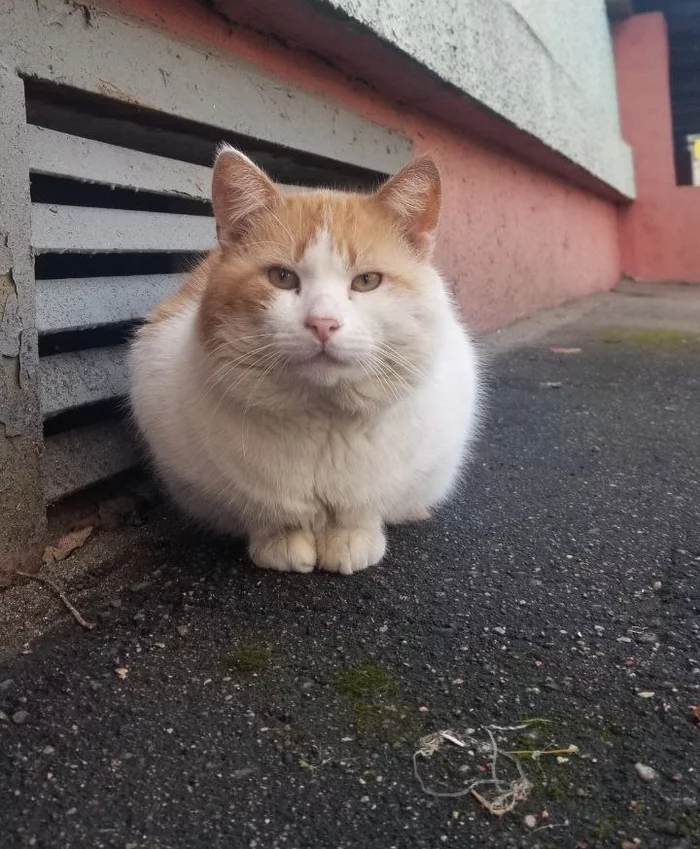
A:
[
  {"xmin": 211, "ymin": 144, "xmax": 280, "ymax": 247},
  {"xmin": 376, "ymin": 157, "xmax": 441, "ymax": 256}
]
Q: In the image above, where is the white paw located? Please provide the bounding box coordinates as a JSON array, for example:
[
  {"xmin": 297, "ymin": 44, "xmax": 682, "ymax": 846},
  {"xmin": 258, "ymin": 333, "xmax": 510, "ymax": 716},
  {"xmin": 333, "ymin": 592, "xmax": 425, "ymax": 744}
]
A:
[
  {"xmin": 249, "ymin": 529, "xmax": 316, "ymax": 574},
  {"xmin": 316, "ymin": 524, "xmax": 386, "ymax": 576}
]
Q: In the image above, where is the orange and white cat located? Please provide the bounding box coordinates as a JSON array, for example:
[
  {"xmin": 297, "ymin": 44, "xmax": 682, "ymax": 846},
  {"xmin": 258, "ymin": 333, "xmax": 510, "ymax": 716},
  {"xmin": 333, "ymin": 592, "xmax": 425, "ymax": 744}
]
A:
[{"xmin": 129, "ymin": 146, "xmax": 480, "ymax": 575}]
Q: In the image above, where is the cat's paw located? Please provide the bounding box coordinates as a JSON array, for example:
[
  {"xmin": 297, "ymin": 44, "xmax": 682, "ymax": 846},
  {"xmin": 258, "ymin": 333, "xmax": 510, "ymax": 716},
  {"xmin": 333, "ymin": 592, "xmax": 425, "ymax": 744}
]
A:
[
  {"xmin": 249, "ymin": 529, "xmax": 316, "ymax": 573},
  {"xmin": 316, "ymin": 524, "xmax": 386, "ymax": 576}
]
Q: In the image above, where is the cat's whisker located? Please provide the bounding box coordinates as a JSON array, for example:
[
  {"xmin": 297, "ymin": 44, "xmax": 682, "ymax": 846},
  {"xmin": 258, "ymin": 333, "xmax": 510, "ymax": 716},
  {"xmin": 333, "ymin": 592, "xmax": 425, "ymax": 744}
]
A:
[
  {"xmin": 355, "ymin": 360, "xmax": 381, "ymax": 403},
  {"xmin": 222, "ymin": 349, "xmax": 282, "ymax": 394},
  {"xmin": 241, "ymin": 352, "xmax": 285, "ymax": 461},
  {"xmin": 363, "ymin": 354, "xmax": 401, "ymax": 403},
  {"xmin": 204, "ymin": 348, "xmax": 284, "ymax": 445},
  {"xmin": 374, "ymin": 342, "xmax": 426, "ymax": 379},
  {"xmin": 206, "ymin": 344, "xmax": 281, "ymax": 404},
  {"xmin": 209, "ymin": 342, "xmax": 278, "ymax": 376},
  {"xmin": 370, "ymin": 350, "xmax": 413, "ymax": 397},
  {"xmin": 204, "ymin": 333, "xmax": 277, "ymax": 360},
  {"xmin": 374, "ymin": 355, "xmax": 414, "ymax": 390},
  {"xmin": 198, "ymin": 336, "xmax": 275, "ymax": 376},
  {"xmin": 202, "ymin": 343, "xmax": 279, "ymax": 399}
]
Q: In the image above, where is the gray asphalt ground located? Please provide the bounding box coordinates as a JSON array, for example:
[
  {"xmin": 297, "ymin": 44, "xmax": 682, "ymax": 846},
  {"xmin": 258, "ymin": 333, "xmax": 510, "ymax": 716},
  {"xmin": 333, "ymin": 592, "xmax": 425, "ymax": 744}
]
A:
[{"xmin": 1, "ymin": 283, "xmax": 699, "ymax": 849}]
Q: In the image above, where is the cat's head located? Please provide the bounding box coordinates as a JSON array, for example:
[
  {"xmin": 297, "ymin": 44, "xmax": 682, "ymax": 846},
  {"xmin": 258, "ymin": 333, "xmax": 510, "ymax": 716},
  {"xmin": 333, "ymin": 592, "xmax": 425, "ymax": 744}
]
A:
[{"xmin": 198, "ymin": 145, "xmax": 447, "ymax": 407}]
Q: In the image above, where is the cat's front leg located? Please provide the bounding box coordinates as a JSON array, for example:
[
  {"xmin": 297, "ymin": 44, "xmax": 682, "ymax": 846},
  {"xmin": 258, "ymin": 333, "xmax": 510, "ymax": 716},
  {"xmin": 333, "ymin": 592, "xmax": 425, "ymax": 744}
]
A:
[
  {"xmin": 248, "ymin": 528, "xmax": 317, "ymax": 574},
  {"xmin": 316, "ymin": 516, "xmax": 386, "ymax": 576}
]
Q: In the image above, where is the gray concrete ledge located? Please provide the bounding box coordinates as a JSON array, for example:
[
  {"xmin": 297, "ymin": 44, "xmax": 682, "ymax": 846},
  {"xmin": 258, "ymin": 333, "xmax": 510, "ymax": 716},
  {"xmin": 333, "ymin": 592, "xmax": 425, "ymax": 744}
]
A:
[{"xmin": 216, "ymin": 0, "xmax": 635, "ymax": 200}]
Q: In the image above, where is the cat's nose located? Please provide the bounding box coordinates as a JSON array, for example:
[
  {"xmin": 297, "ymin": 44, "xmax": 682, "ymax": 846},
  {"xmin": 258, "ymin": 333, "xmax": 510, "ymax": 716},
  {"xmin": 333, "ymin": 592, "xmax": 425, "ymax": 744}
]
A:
[{"xmin": 305, "ymin": 316, "xmax": 340, "ymax": 343}]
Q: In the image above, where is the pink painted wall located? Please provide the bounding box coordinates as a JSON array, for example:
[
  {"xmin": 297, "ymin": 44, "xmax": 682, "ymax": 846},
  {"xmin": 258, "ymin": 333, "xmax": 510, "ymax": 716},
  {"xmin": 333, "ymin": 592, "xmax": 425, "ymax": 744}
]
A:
[
  {"xmin": 614, "ymin": 13, "xmax": 700, "ymax": 282},
  {"xmin": 107, "ymin": 0, "xmax": 621, "ymax": 331}
]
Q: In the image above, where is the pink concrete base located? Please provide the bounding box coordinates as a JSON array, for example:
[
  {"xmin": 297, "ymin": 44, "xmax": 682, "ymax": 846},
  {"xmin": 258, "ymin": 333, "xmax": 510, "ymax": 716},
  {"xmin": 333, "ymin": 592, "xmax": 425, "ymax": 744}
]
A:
[
  {"xmin": 615, "ymin": 14, "xmax": 700, "ymax": 283},
  {"xmin": 105, "ymin": 0, "xmax": 621, "ymax": 331}
]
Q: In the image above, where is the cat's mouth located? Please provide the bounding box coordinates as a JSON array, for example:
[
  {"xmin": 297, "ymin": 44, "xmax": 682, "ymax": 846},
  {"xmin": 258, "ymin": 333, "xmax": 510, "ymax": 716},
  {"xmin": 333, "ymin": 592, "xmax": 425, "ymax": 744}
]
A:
[
  {"xmin": 294, "ymin": 348, "xmax": 355, "ymax": 379},
  {"xmin": 312, "ymin": 350, "xmax": 342, "ymax": 364},
  {"xmin": 301, "ymin": 347, "xmax": 347, "ymax": 367}
]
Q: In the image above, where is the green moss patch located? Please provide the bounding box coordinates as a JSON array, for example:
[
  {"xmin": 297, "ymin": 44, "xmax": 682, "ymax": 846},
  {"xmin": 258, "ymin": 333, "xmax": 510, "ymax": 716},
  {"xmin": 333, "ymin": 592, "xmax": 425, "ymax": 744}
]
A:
[
  {"xmin": 333, "ymin": 664, "xmax": 398, "ymax": 698},
  {"xmin": 223, "ymin": 644, "xmax": 271, "ymax": 675},
  {"xmin": 601, "ymin": 326, "xmax": 700, "ymax": 351}
]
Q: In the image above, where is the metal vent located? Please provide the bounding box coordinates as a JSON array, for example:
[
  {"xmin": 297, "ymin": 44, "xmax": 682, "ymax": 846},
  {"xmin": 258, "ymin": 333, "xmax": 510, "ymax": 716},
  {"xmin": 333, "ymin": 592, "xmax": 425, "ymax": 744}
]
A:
[{"xmin": 28, "ymin": 88, "xmax": 382, "ymax": 503}]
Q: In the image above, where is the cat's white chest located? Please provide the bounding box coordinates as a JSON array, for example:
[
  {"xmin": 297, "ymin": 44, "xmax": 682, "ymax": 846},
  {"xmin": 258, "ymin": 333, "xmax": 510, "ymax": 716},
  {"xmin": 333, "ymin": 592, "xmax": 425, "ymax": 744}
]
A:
[{"xmin": 213, "ymin": 404, "xmax": 408, "ymax": 514}]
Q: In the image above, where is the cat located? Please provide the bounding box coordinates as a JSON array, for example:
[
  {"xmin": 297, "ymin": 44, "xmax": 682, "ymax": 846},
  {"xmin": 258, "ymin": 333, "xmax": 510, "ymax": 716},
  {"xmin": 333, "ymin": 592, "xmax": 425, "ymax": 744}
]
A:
[{"xmin": 129, "ymin": 145, "xmax": 481, "ymax": 575}]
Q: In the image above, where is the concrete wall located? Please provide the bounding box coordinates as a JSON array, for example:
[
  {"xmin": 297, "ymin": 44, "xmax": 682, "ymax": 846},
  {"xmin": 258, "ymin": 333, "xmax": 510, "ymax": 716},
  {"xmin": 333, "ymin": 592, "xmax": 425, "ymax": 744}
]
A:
[
  {"xmin": 614, "ymin": 13, "xmax": 700, "ymax": 283},
  {"xmin": 110, "ymin": 0, "xmax": 621, "ymax": 332},
  {"xmin": 0, "ymin": 72, "xmax": 46, "ymax": 572},
  {"xmin": 509, "ymin": 0, "xmax": 621, "ymax": 129},
  {"xmin": 278, "ymin": 0, "xmax": 634, "ymax": 198}
]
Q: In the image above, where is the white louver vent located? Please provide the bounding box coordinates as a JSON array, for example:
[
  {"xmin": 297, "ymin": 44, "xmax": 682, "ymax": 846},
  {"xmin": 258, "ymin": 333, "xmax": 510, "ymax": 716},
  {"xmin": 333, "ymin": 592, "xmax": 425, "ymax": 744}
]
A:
[{"xmin": 28, "ymin": 89, "xmax": 382, "ymax": 502}]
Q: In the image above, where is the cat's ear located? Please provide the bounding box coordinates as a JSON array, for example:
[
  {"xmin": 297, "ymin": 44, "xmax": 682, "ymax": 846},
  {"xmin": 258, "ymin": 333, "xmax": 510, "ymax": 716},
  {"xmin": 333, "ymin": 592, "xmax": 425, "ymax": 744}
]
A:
[
  {"xmin": 211, "ymin": 144, "xmax": 280, "ymax": 246},
  {"xmin": 376, "ymin": 157, "xmax": 441, "ymax": 255}
]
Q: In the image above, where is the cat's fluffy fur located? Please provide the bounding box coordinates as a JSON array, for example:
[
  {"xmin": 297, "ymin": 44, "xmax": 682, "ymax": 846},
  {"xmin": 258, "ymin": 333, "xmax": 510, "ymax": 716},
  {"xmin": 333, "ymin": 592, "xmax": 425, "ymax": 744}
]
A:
[{"xmin": 129, "ymin": 146, "xmax": 480, "ymax": 575}]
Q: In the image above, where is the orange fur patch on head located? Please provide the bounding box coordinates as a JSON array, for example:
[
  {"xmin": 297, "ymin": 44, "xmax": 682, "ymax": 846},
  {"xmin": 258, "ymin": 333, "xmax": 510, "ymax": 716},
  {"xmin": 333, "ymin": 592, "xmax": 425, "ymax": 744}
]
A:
[{"xmin": 197, "ymin": 250, "xmax": 274, "ymax": 345}]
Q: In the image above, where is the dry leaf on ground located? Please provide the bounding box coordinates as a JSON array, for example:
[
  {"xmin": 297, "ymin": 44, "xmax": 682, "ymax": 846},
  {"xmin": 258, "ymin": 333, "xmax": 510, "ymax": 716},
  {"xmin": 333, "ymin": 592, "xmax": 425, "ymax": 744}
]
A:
[{"xmin": 42, "ymin": 526, "xmax": 93, "ymax": 565}]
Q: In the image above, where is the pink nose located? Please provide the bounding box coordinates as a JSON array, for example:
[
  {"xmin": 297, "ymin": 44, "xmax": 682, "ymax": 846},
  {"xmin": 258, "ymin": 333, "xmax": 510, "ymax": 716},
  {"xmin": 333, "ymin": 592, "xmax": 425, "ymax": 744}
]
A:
[{"xmin": 305, "ymin": 316, "xmax": 340, "ymax": 343}]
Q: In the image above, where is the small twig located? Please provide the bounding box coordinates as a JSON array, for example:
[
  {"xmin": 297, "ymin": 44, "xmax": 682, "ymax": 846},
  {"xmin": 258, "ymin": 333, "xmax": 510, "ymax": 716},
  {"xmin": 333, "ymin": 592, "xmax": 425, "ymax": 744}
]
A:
[
  {"xmin": 440, "ymin": 731, "xmax": 466, "ymax": 747},
  {"xmin": 488, "ymin": 719, "xmax": 552, "ymax": 731},
  {"xmin": 530, "ymin": 821, "xmax": 569, "ymax": 835},
  {"xmin": 471, "ymin": 789, "xmax": 501, "ymax": 815},
  {"xmin": 485, "ymin": 727, "xmax": 501, "ymax": 784},
  {"xmin": 504, "ymin": 745, "xmax": 578, "ymax": 759},
  {"xmin": 16, "ymin": 570, "xmax": 96, "ymax": 630}
]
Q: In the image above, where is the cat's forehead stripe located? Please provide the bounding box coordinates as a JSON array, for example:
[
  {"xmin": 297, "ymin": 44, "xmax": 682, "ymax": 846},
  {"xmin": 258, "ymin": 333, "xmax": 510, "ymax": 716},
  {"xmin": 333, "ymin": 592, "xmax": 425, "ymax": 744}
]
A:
[
  {"xmin": 299, "ymin": 226, "xmax": 349, "ymax": 278},
  {"xmin": 286, "ymin": 195, "xmax": 363, "ymax": 268}
]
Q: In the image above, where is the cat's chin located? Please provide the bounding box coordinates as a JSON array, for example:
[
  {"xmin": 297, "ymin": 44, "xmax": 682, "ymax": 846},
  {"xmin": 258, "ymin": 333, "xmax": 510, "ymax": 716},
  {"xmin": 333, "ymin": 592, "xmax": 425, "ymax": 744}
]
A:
[{"xmin": 294, "ymin": 352, "xmax": 357, "ymax": 386}]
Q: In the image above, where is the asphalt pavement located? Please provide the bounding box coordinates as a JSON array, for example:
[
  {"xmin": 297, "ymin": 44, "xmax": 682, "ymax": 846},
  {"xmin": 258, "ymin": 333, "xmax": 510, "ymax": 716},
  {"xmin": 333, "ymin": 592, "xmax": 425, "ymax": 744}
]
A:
[{"xmin": 1, "ymin": 286, "xmax": 699, "ymax": 849}]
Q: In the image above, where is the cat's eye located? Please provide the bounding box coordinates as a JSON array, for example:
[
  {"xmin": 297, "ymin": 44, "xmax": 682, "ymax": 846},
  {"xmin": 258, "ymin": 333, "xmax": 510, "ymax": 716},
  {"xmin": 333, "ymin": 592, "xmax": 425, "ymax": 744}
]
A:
[
  {"xmin": 268, "ymin": 267, "xmax": 300, "ymax": 290},
  {"xmin": 351, "ymin": 272, "xmax": 383, "ymax": 292}
]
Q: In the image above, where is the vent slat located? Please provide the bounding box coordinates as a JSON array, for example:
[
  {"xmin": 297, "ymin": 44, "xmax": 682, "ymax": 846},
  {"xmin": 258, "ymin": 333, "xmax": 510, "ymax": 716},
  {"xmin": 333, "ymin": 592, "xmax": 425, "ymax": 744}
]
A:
[
  {"xmin": 37, "ymin": 273, "xmax": 183, "ymax": 334},
  {"xmin": 41, "ymin": 346, "xmax": 129, "ymax": 417},
  {"xmin": 28, "ymin": 125, "xmax": 213, "ymax": 200},
  {"xmin": 43, "ymin": 421, "xmax": 138, "ymax": 502},
  {"xmin": 31, "ymin": 204, "xmax": 215, "ymax": 254}
]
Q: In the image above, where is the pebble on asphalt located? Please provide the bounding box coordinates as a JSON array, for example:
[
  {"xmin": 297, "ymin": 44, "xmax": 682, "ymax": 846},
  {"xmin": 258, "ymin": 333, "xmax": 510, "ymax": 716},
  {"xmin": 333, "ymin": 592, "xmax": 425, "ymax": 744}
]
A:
[{"xmin": 635, "ymin": 762, "xmax": 658, "ymax": 782}]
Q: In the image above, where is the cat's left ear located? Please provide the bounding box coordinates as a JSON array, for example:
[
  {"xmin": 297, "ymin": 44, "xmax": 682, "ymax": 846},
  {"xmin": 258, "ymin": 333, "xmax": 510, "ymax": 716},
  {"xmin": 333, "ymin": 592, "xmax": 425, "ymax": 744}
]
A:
[
  {"xmin": 211, "ymin": 144, "xmax": 280, "ymax": 247},
  {"xmin": 376, "ymin": 157, "xmax": 441, "ymax": 256}
]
